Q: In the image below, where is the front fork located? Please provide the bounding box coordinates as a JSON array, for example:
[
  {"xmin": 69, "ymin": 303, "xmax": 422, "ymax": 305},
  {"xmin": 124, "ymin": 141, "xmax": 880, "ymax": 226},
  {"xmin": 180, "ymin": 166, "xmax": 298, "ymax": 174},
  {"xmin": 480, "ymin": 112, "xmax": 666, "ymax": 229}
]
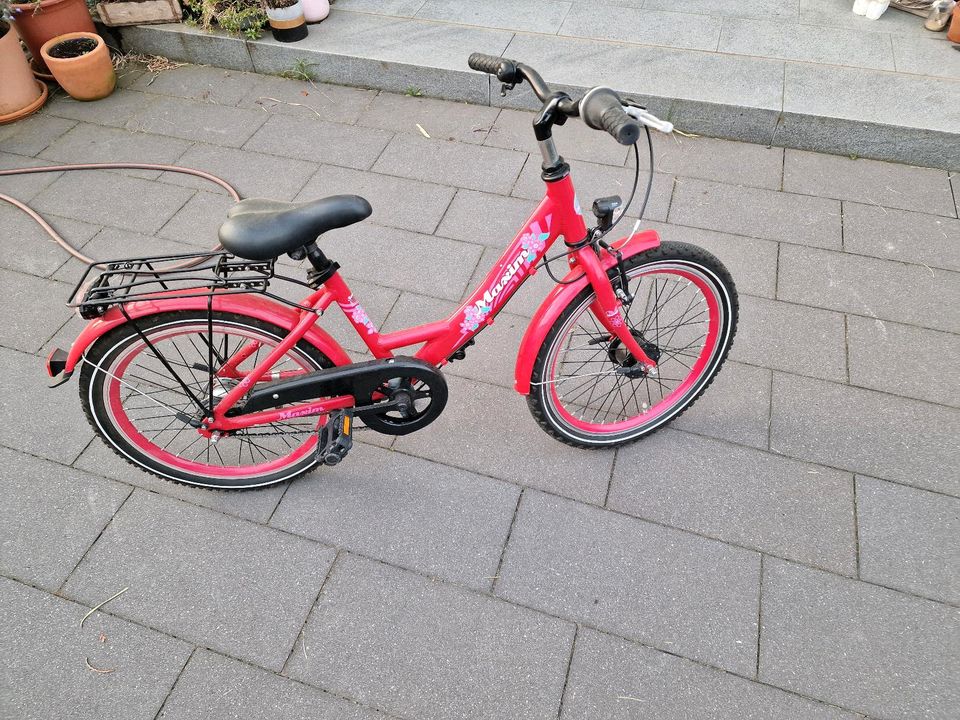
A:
[{"xmin": 574, "ymin": 242, "xmax": 657, "ymax": 370}]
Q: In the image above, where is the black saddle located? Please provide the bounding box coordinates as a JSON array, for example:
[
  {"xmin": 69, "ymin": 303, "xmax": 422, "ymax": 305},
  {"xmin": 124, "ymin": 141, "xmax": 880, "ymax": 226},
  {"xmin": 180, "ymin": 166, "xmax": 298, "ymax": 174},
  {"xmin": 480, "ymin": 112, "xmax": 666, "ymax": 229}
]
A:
[{"xmin": 218, "ymin": 195, "xmax": 372, "ymax": 261}]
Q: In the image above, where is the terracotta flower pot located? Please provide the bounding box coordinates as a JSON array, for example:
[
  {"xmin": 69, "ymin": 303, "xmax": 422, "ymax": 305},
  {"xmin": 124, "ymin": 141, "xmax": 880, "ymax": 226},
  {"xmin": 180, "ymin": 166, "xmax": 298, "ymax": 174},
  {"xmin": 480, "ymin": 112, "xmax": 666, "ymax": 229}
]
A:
[
  {"xmin": 41, "ymin": 31, "xmax": 115, "ymax": 101},
  {"xmin": 948, "ymin": 3, "xmax": 960, "ymax": 42},
  {"xmin": 300, "ymin": 0, "xmax": 329, "ymax": 23},
  {"xmin": 266, "ymin": 0, "xmax": 308, "ymax": 42},
  {"xmin": 11, "ymin": 0, "xmax": 95, "ymax": 73},
  {"xmin": 0, "ymin": 22, "xmax": 48, "ymax": 124}
]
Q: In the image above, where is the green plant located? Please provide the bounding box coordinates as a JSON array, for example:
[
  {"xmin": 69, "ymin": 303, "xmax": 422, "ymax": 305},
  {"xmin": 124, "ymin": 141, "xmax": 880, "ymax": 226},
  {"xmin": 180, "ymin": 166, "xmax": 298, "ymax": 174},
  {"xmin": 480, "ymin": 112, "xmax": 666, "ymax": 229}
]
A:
[
  {"xmin": 404, "ymin": 86, "xmax": 423, "ymax": 97},
  {"xmin": 181, "ymin": 0, "xmax": 267, "ymax": 39},
  {"xmin": 279, "ymin": 57, "xmax": 316, "ymax": 81}
]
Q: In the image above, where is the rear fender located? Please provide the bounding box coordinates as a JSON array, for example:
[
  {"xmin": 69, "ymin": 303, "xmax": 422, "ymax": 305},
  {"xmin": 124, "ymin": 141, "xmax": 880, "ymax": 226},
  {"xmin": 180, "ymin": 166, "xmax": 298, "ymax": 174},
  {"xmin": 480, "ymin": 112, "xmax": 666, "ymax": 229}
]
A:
[
  {"xmin": 514, "ymin": 230, "xmax": 660, "ymax": 395},
  {"xmin": 62, "ymin": 293, "xmax": 352, "ymax": 375}
]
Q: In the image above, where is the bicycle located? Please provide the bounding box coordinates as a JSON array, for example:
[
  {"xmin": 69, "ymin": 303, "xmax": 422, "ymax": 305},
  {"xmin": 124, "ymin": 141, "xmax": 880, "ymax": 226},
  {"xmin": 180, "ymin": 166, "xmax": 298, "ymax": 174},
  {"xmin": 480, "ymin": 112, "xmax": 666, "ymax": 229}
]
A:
[{"xmin": 45, "ymin": 53, "xmax": 739, "ymax": 489}]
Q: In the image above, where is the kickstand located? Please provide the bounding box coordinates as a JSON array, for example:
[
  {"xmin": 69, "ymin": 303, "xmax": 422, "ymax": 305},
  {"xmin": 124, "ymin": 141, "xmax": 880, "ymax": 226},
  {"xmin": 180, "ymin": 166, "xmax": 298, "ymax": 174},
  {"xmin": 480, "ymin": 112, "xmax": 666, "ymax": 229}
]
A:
[{"xmin": 317, "ymin": 410, "xmax": 353, "ymax": 466}]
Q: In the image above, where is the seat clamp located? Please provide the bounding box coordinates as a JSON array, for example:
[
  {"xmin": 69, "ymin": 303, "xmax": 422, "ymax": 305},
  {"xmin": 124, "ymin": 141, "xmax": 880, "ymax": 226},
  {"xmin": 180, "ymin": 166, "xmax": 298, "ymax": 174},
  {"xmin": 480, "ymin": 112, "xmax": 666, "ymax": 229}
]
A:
[{"xmin": 307, "ymin": 260, "xmax": 340, "ymax": 289}]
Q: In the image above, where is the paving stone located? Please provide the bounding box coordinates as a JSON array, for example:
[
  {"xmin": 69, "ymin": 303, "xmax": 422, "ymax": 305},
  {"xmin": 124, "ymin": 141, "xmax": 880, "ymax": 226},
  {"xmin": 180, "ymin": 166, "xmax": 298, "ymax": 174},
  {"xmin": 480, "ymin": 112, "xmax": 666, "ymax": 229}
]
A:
[
  {"xmin": 784, "ymin": 150, "xmax": 956, "ymax": 218},
  {"xmin": 777, "ymin": 244, "xmax": 960, "ymax": 334},
  {"xmin": 121, "ymin": 24, "xmax": 255, "ymax": 72},
  {"xmin": 270, "ymin": 444, "xmax": 519, "ymax": 589},
  {"xmin": 847, "ymin": 315, "xmax": 960, "ymax": 409},
  {"xmin": 644, "ymin": 221, "xmax": 779, "ymax": 299},
  {"xmin": 157, "ymin": 190, "xmax": 236, "ymax": 247},
  {"xmin": 842, "ymin": 201, "xmax": 960, "ymax": 272},
  {"xmin": 62, "ymin": 490, "xmax": 336, "ymax": 670},
  {"xmin": 770, "ymin": 372, "xmax": 960, "ymax": 497},
  {"xmin": 357, "ymin": 91, "xmax": 499, "ymax": 144},
  {"xmin": 670, "ymin": 178, "xmax": 842, "ymax": 249},
  {"xmin": 286, "ymin": 553, "xmax": 575, "ymax": 720},
  {"xmin": 239, "ymin": 75, "xmax": 378, "ymax": 125},
  {"xmin": 32, "ymin": 168, "xmax": 194, "ymax": 234},
  {"xmin": 324, "ymin": 222, "xmax": 483, "ymax": 301},
  {"xmin": 0, "ymin": 267, "xmax": 74, "ymax": 353},
  {"xmin": 436, "ymin": 188, "xmax": 538, "ymax": 246},
  {"xmin": 295, "ymin": 165, "xmax": 456, "ymax": 234},
  {"xmin": 44, "ymin": 89, "xmax": 157, "ymax": 128},
  {"xmin": 857, "ymin": 476, "xmax": 960, "ymax": 605},
  {"xmin": 393, "ymin": 375, "xmax": 614, "ymax": 503},
  {"xmin": 0, "ymin": 113, "xmax": 77, "ymax": 157},
  {"xmin": 672, "ymin": 360, "xmax": 772, "ymax": 450},
  {"xmin": 719, "ymin": 17, "xmax": 894, "ymax": 71},
  {"xmin": 730, "ymin": 296, "xmax": 847, "ymax": 383},
  {"xmin": 759, "ymin": 558, "xmax": 960, "ymax": 719},
  {"xmin": 562, "ymin": 628, "xmax": 859, "ymax": 720},
  {"xmin": 609, "ymin": 428, "xmax": 856, "ymax": 574},
  {"xmin": 498, "ymin": 490, "xmax": 760, "ymax": 674},
  {"xmin": 159, "ymin": 143, "xmax": 317, "ymax": 201},
  {"xmin": 37, "ymin": 122, "xmax": 193, "ymax": 174},
  {"xmin": 893, "ymin": 35, "xmax": 960, "ymax": 81},
  {"xmin": 512, "ymin": 156, "xmax": 674, "ymax": 223},
  {"xmin": 644, "ymin": 0, "xmax": 798, "ymax": 19},
  {"xmin": 126, "ymin": 95, "xmax": 269, "ymax": 149},
  {"xmin": 0, "ymin": 346, "xmax": 95, "ymax": 464},
  {"xmin": 644, "ymin": 133, "xmax": 785, "ymax": 191},
  {"xmin": 131, "ymin": 64, "xmax": 261, "ymax": 106},
  {"xmin": 72, "ymin": 439, "xmax": 288, "ymax": 524},
  {"xmin": 0, "ymin": 205, "xmax": 98, "ymax": 277},
  {"xmin": 484, "ymin": 108, "xmax": 631, "ymax": 166},
  {"xmin": 335, "ymin": 0, "xmax": 424, "ymax": 15},
  {"xmin": 562, "ymin": 5, "xmax": 724, "ymax": 53},
  {"xmin": 0, "ymin": 151, "xmax": 64, "ymax": 201},
  {"xmin": 416, "ymin": 0, "xmax": 571, "ymax": 34},
  {"xmin": 157, "ymin": 649, "xmax": 382, "ymax": 720},
  {"xmin": 373, "ymin": 133, "xmax": 527, "ymax": 195},
  {"xmin": 780, "ymin": 63, "xmax": 960, "ymax": 171},
  {"xmin": 1, "ymin": 576, "xmax": 192, "ymax": 720},
  {"xmin": 245, "ymin": 114, "xmax": 392, "ymax": 170},
  {"xmin": 1, "ymin": 446, "xmax": 129, "ymax": 590},
  {"xmin": 798, "ymin": 0, "xmax": 939, "ymax": 37}
]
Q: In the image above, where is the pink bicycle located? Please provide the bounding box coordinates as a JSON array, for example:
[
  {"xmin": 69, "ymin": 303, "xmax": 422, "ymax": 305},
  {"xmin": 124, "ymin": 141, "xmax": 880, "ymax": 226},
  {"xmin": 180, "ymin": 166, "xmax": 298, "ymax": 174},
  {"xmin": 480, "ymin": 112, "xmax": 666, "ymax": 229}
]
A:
[{"xmin": 46, "ymin": 55, "xmax": 738, "ymax": 489}]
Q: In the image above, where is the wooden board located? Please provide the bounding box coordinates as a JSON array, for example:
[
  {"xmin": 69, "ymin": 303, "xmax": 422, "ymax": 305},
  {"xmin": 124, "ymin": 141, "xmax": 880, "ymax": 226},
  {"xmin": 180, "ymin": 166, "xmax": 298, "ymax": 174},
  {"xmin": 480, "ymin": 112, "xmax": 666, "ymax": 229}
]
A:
[{"xmin": 96, "ymin": 0, "xmax": 182, "ymax": 27}]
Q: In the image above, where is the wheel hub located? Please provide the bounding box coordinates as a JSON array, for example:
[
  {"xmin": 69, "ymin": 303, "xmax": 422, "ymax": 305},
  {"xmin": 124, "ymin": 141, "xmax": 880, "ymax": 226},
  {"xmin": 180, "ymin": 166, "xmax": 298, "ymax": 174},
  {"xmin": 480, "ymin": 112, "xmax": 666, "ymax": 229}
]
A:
[{"xmin": 607, "ymin": 329, "xmax": 661, "ymax": 378}]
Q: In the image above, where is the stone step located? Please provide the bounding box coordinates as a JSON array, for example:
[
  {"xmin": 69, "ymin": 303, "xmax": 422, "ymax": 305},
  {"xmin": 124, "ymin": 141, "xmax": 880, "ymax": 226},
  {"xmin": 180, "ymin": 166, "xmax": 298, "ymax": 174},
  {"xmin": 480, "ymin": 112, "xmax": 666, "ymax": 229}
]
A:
[{"xmin": 118, "ymin": 8, "xmax": 960, "ymax": 170}]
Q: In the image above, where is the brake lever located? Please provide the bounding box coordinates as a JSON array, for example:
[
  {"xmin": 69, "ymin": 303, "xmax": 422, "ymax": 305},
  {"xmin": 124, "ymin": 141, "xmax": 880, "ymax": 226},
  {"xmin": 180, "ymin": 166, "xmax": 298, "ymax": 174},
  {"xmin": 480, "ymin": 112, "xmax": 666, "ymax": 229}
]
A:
[{"xmin": 500, "ymin": 82, "xmax": 516, "ymax": 97}]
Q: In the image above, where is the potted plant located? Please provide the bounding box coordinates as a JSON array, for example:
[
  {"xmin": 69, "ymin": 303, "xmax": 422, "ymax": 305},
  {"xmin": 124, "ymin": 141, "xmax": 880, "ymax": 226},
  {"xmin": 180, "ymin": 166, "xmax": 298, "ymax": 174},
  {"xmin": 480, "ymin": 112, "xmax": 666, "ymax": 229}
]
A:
[
  {"xmin": 263, "ymin": 0, "xmax": 306, "ymax": 42},
  {"xmin": 96, "ymin": 0, "xmax": 182, "ymax": 26},
  {"xmin": 40, "ymin": 30, "xmax": 115, "ymax": 100},
  {"xmin": 1, "ymin": 4, "xmax": 48, "ymax": 123},
  {"xmin": 300, "ymin": 0, "xmax": 326, "ymax": 23},
  {"xmin": 10, "ymin": 0, "xmax": 95, "ymax": 74}
]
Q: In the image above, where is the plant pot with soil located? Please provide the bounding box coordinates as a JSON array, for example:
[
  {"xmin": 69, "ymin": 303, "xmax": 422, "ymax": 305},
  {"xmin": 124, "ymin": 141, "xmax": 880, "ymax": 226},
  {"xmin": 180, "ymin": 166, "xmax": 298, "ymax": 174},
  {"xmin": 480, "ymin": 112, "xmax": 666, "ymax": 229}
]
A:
[
  {"xmin": 41, "ymin": 31, "xmax": 115, "ymax": 100},
  {"xmin": 0, "ymin": 17, "xmax": 48, "ymax": 123},
  {"xmin": 10, "ymin": 0, "xmax": 95, "ymax": 73},
  {"xmin": 264, "ymin": 0, "xmax": 306, "ymax": 42}
]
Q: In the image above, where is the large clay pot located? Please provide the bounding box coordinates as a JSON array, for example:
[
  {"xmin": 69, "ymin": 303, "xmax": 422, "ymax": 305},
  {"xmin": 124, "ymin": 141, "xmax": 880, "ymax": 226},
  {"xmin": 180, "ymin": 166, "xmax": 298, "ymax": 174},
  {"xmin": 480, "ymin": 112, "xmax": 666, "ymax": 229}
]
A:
[
  {"xmin": 11, "ymin": 0, "xmax": 95, "ymax": 73},
  {"xmin": 948, "ymin": 3, "xmax": 960, "ymax": 42},
  {"xmin": 0, "ymin": 22, "xmax": 47, "ymax": 124},
  {"xmin": 41, "ymin": 31, "xmax": 115, "ymax": 101},
  {"xmin": 301, "ymin": 0, "xmax": 329, "ymax": 23}
]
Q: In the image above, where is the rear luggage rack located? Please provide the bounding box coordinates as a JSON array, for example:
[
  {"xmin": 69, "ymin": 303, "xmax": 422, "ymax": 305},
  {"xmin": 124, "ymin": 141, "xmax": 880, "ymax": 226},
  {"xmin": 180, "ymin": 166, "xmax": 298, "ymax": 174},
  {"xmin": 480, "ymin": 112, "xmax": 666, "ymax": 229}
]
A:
[{"xmin": 70, "ymin": 251, "xmax": 275, "ymax": 319}]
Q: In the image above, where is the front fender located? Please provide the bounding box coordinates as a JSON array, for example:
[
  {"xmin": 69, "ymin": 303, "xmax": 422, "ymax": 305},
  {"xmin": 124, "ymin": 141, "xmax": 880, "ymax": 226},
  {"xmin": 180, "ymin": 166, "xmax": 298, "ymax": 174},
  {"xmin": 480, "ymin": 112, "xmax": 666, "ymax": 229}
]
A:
[
  {"xmin": 514, "ymin": 230, "xmax": 660, "ymax": 395},
  {"xmin": 63, "ymin": 293, "xmax": 352, "ymax": 374}
]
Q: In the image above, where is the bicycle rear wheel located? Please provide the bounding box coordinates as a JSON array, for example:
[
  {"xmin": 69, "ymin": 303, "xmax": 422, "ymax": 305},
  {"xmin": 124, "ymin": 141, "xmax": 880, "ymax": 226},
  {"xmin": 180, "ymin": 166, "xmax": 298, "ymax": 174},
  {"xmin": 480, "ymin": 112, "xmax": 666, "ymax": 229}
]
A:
[
  {"xmin": 79, "ymin": 311, "xmax": 335, "ymax": 489},
  {"xmin": 527, "ymin": 241, "xmax": 738, "ymax": 447}
]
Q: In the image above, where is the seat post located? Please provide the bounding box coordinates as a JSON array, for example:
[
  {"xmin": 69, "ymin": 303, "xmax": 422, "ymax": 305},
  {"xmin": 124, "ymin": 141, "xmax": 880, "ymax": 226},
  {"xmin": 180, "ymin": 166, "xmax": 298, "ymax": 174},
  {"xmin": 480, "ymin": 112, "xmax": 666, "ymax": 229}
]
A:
[{"xmin": 304, "ymin": 241, "xmax": 340, "ymax": 288}]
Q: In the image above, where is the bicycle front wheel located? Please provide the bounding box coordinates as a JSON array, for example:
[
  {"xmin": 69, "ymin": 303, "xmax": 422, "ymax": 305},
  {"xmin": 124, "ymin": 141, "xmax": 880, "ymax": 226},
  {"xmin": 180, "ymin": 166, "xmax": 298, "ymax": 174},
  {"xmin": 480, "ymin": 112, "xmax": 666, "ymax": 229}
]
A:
[
  {"xmin": 79, "ymin": 311, "xmax": 336, "ymax": 489},
  {"xmin": 527, "ymin": 241, "xmax": 738, "ymax": 447}
]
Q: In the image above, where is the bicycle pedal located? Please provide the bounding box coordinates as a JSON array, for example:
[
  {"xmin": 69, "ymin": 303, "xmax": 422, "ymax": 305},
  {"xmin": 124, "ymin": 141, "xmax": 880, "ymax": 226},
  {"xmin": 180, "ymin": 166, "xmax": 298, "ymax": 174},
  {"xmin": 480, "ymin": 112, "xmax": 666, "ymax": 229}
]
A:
[{"xmin": 317, "ymin": 410, "xmax": 354, "ymax": 466}]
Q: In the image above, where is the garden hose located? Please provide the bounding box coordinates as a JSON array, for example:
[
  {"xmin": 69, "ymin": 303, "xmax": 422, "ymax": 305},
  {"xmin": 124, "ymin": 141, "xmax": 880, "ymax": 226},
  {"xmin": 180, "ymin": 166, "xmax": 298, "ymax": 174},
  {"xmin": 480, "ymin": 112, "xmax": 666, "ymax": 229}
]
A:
[{"xmin": 0, "ymin": 162, "xmax": 239, "ymax": 269}]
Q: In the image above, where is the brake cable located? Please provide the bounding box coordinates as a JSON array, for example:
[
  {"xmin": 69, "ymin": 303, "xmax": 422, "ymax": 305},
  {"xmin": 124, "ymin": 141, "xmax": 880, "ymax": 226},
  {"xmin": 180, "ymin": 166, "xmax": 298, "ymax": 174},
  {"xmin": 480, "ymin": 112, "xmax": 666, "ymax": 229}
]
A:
[{"xmin": 539, "ymin": 124, "xmax": 654, "ymax": 285}]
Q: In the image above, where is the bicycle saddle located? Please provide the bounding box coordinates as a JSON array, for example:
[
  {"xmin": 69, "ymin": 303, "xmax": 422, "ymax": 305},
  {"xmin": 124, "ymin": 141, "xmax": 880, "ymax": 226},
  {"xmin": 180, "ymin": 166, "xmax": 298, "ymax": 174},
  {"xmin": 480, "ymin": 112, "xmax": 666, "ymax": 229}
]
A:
[{"xmin": 218, "ymin": 195, "xmax": 372, "ymax": 261}]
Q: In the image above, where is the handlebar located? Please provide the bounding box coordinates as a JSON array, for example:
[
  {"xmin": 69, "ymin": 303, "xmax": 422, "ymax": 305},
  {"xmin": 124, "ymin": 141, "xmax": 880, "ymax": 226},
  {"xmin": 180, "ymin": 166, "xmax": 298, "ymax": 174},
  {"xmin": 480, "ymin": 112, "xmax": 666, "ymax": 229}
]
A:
[{"xmin": 467, "ymin": 52, "xmax": 671, "ymax": 145}]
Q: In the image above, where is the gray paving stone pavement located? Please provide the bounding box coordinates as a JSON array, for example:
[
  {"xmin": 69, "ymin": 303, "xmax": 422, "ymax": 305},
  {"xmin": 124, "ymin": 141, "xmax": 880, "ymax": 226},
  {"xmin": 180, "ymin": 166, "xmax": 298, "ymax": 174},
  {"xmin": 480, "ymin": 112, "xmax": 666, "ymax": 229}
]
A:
[
  {"xmin": 2, "ymin": 576, "xmax": 192, "ymax": 720},
  {"xmin": 1, "ymin": 67, "xmax": 957, "ymax": 719}
]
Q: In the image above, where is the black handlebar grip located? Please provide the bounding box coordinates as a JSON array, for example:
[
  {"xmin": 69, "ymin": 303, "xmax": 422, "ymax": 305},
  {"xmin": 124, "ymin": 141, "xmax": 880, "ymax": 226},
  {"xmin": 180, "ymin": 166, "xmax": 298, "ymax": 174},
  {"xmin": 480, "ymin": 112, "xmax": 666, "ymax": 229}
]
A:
[
  {"xmin": 579, "ymin": 87, "xmax": 641, "ymax": 146},
  {"xmin": 467, "ymin": 53, "xmax": 520, "ymax": 84}
]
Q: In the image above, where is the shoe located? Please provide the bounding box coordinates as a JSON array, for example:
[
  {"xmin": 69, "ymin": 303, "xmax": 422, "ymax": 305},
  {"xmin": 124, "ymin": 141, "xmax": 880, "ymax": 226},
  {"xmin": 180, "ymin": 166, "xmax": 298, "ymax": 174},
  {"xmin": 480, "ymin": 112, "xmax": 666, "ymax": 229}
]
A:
[{"xmin": 925, "ymin": 0, "xmax": 957, "ymax": 31}]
